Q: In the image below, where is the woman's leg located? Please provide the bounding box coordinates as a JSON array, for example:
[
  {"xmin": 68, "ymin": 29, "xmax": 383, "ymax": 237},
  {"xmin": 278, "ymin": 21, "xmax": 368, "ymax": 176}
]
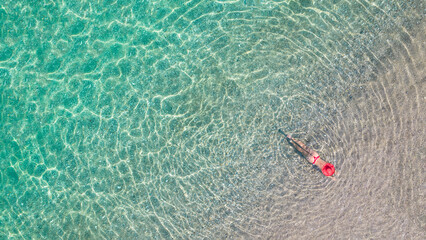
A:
[{"xmin": 289, "ymin": 138, "xmax": 313, "ymax": 159}]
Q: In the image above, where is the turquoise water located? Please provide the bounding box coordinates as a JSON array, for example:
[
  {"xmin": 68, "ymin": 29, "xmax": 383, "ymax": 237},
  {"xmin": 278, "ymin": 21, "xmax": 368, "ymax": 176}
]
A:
[{"xmin": 1, "ymin": 0, "xmax": 424, "ymax": 239}]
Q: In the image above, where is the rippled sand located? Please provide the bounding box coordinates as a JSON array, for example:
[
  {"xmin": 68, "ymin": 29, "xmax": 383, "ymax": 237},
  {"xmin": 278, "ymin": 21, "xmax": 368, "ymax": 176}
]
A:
[
  {"xmin": 0, "ymin": 0, "xmax": 424, "ymax": 239},
  {"xmin": 241, "ymin": 29, "xmax": 425, "ymax": 240}
]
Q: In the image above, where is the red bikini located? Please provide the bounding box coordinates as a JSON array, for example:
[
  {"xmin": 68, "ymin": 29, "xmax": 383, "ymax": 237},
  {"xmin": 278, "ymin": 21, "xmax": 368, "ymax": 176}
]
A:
[{"xmin": 312, "ymin": 155, "xmax": 320, "ymax": 164}]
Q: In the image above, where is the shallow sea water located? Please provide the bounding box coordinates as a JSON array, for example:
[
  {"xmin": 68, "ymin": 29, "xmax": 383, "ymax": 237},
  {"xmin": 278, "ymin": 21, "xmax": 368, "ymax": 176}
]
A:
[{"xmin": 0, "ymin": 0, "xmax": 424, "ymax": 239}]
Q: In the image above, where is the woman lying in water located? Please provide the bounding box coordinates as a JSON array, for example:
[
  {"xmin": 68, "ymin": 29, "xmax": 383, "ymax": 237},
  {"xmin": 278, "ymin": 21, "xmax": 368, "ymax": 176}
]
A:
[{"xmin": 279, "ymin": 129, "xmax": 336, "ymax": 180}]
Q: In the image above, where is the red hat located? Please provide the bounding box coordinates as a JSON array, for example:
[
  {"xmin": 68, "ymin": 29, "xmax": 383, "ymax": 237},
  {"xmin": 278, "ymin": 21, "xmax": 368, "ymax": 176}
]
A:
[{"xmin": 322, "ymin": 163, "xmax": 335, "ymax": 176}]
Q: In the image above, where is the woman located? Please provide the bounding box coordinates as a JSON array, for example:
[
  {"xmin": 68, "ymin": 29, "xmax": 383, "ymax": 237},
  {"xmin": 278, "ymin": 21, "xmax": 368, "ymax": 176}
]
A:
[{"xmin": 279, "ymin": 129, "xmax": 336, "ymax": 179}]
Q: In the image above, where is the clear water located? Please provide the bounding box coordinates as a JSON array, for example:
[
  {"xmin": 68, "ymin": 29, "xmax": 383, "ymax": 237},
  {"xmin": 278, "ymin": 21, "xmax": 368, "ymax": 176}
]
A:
[{"xmin": 0, "ymin": 0, "xmax": 424, "ymax": 239}]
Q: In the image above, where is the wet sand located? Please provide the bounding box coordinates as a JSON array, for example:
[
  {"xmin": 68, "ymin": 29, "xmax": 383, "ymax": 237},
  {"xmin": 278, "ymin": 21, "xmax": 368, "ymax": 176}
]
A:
[{"xmin": 212, "ymin": 21, "xmax": 425, "ymax": 240}]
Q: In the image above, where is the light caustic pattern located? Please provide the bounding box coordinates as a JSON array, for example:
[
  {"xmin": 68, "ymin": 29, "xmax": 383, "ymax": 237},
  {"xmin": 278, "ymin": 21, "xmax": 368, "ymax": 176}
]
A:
[{"xmin": 0, "ymin": 0, "xmax": 424, "ymax": 239}]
